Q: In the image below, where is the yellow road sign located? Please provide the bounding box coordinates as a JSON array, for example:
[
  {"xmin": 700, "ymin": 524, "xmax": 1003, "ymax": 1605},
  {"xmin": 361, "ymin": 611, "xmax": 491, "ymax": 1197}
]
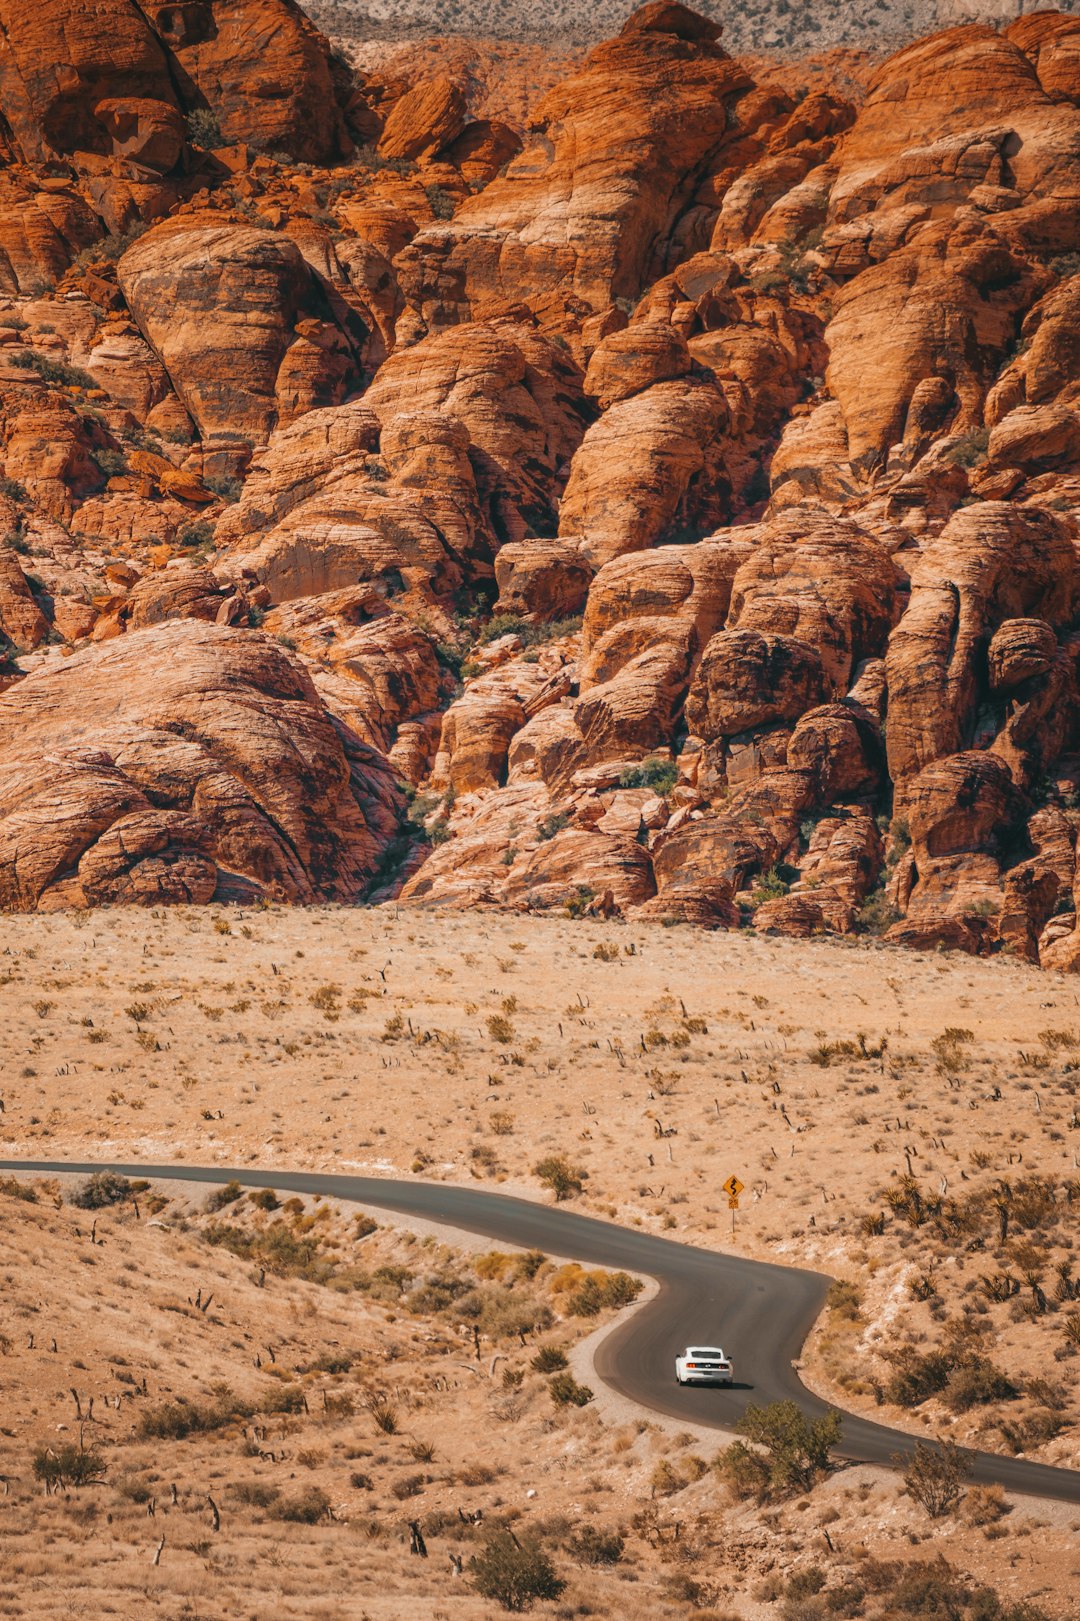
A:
[
  {"xmin": 721, "ymin": 1175, "xmax": 744, "ymax": 1199},
  {"xmin": 727, "ymin": 1196, "xmax": 739, "ymax": 1210}
]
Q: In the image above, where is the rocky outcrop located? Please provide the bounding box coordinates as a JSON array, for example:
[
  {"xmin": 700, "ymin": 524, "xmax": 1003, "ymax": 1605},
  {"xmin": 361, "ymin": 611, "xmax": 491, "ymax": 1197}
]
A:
[
  {"xmin": 395, "ymin": 5, "xmax": 756, "ymax": 332},
  {"xmin": 5, "ymin": 0, "xmax": 1080, "ymax": 963},
  {"xmin": 117, "ymin": 218, "xmax": 364, "ymax": 455},
  {"xmin": 0, "ymin": 621, "xmax": 395, "ymax": 909}
]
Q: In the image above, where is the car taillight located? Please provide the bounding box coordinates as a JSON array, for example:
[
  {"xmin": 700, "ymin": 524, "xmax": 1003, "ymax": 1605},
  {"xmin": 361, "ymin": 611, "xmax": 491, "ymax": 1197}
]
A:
[{"xmin": 686, "ymin": 1362, "xmax": 697, "ymax": 1369}]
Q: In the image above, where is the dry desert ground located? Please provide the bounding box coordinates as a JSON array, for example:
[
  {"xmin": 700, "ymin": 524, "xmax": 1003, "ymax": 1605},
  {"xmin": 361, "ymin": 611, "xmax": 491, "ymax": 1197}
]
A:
[{"xmin": 1, "ymin": 907, "xmax": 1079, "ymax": 1617}]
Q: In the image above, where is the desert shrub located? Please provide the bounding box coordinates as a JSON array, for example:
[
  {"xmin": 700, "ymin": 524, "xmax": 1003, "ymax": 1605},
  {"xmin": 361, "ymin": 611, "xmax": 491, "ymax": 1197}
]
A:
[
  {"xmin": 269, "ymin": 1486, "xmax": 331, "ymax": 1523},
  {"xmin": 177, "ymin": 520, "xmax": 214, "ymax": 550},
  {"xmin": 71, "ymin": 1172, "xmax": 145, "ymax": 1209},
  {"xmin": 945, "ymin": 428, "xmax": 990, "ymax": 468},
  {"xmin": 530, "ymin": 1344, "xmax": 568, "ymax": 1373},
  {"xmin": 826, "ymin": 1279, "xmax": 863, "ymax": 1322},
  {"xmin": 248, "ymin": 1187, "xmax": 279, "ymax": 1210},
  {"xmin": 186, "ymin": 108, "xmax": 223, "ymax": 148},
  {"xmin": 786, "ymin": 1567, "xmax": 826, "ymax": 1600},
  {"xmin": 205, "ymin": 473, "xmax": 242, "ymax": 503},
  {"xmin": 391, "ymin": 1472, "xmax": 425, "ymax": 1499},
  {"xmin": 618, "ymin": 756, "xmax": 678, "ymax": 792},
  {"xmin": 203, "ymin": 1218, "xmax": 332, "ymax": 1282},
  {"xmin": 536, "ymin": 811, "xmax": 569, "ymax": 841},
  {"xmin": 33, "ymin": 1443, "xmax": 106, "ymax": 1488},
  {"xmin": 262, "ymin": 1385, "xmax": 306, "ymax": 1415},
  {"xmin": 716, "ymin": 1401, "xmax": 841, "ymax": 1501},
  {"xmin": 534, "ymin": 1154, "xmax": 586, "ymax": 1200},
  {"xmin": 860, "ymin": 1556, "xmax": 1050, "ymax": 1621},
  {"xmin": 425, "ymin": 182, "xmax": 456, "ymax": 220},
  {"xmin": 91, "ymin": 447, "xmax": 128, "ymax": 479},
  {"xmin": 856, "ymin": 890, "xmax": 901, "ymax": 935},
  {"xmin": 206, "ymin": 1180, "xmax": 243, "ymax": 1212},
  {"xmin": 0, "ymin": 1175, "xmax": 37, "ymax": 1202},
  {"xmin": 0, "ymin": 476, "xmax": 27, "ymax": 502},
  {"xmin": 567, "ymin": 1523, "xmax": 624, "ymax": 1564},
  {"xmin": 548, "ymin": 1371, "xmax": 593, "ymax": 1407},
  {"xmin": 477, "ymin": 613, "xmax": 582, "ymax": 648},
  {"xmin": 942, "ymin": 1359, "xmax": 1016, "ymax": 1413},
  {"xmin": 470, "ymin": 1530, "xmax": 565, "ymax": 1611},
  {"xmin": 753, "ymin": 863, "xmax": 792, "ymax": 903},
  {"xmin": 565, "ymin": 1270, "xmax": 643, "ymax": 1317},
  {"xmin": 352, "ymin": 143, "xmax": 417, "ymax": 176},
  {"xmin": 884, "ymin": 1349, "xmax": 951, "ymax": 1408},
  {"xmin": 10, "ymin": 350, "xmax": 95, "ymax": 389},
  {"xmin": 900, "ymin": 1440, "xmax": 971, "ymax": 1519},
  {"xmin": 230, "ymin": 1480, "xmax": 280, "ymax": 1508},
  {"xmin": 960, "ymin": 1483, "xmax": 1008, "ymax": 1526},
  {"xmin": 368, "ymin": 1398, "xmax": 398, "ymax": 1434},
  {"xmin": 138, "ymin": 1392, "xmax": 254, "ymax": 1440}
]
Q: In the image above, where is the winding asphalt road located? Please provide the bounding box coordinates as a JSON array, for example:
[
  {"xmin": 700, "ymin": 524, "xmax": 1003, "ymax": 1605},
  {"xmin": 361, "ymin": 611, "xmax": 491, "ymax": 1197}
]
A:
[{"xmin": 5, "ymin": 1158, "xmax": 1080, "ymax": 1504}]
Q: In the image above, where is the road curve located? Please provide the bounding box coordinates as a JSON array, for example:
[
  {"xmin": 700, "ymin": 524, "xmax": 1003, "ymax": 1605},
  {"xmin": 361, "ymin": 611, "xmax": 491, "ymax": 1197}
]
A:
[{"xmin": 5, "ymin": 1158, "xmax": 1080, "ymax": 1505}]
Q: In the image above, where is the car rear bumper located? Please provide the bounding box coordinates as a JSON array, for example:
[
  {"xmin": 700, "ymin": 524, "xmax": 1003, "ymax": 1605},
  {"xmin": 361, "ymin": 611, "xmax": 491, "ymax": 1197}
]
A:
[{"xmin": 679, "ymin": 1371, "xmax": 733, "ymax": 1384}]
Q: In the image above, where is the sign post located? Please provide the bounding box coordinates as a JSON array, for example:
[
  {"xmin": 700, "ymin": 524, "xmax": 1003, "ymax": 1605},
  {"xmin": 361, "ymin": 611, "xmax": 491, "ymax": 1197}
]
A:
[{"xmin": 721, "ymin": 1174, "xmax": 744, "ymax": 1239}]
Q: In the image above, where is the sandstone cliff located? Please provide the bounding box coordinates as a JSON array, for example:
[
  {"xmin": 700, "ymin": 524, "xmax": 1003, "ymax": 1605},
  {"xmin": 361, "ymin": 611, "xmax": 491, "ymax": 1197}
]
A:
[{"xmin": 4, "ymin": 1, "xmax": 1080, "ymax": 966}]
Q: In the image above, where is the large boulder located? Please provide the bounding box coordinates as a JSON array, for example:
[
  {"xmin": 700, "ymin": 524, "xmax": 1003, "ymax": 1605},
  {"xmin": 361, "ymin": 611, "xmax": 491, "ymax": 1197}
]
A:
[
  {"xmin": 117, "ymin": 217, "xmax": 364, "ymax": 451},
  {"xmin": 0, "ymin": 620, "xmax": 392, "ymax": 909}
]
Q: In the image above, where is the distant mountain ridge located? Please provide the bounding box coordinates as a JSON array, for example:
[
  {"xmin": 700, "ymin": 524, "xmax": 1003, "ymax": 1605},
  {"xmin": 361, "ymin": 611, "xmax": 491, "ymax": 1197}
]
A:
[{"xmin": 307, "ymin": 0, "xmax": 1079, "ymax": 53}]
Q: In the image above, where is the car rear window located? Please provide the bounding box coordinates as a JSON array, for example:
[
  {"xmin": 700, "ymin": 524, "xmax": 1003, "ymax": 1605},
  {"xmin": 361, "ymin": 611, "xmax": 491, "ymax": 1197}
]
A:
[{"xmin": 690, "ymin": 1349, "xmax": 724, "ymax": 1358}]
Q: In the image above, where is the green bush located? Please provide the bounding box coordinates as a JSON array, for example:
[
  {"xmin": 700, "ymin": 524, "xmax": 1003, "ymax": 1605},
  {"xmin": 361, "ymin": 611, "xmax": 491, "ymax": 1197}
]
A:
[
  {"xmin": 425, "ymin": 182, "xmax": 456, "ymax": 220},
  {"xmin": 530, "ymin": 1344, "xmax": 568, "ymax": 1373},
  {"xmin": 205, "ymin": 474, "xmax": 242, "ymax": 503},
  {"xmin": 249, "ymin": 1187, "xmax": 279, "ymax": 1210},
  {"xmin": 10, "ymin": 350, "xmax": 95, "ymax": 389},
  {"xmin": 618, "ymin": 757, "xmax": 678, "ymax": 793},
  {"xmin": 176, "ymin": 520, "xmax": 215, "ymax": 551},
  {"xmin": 945, "ymin": 428, "xmax": 990, "ymax": 469},
  {"xmin": 138, "ymin": 1392, "xmax": 254, "ymax": 1440},
  {"xmin": 566, "ymin": 1271, "xmax": 642, "ymax": 1317},
  {"xmin": 470, "ymin": 1530, "xmax": 565, "ymax": 1611},
  {"xmin": 943, "ymin": 1359, "xmax": 1016, "ymax": 1413},
  {"xmin": 477, "ymin": 614, "xmax": 582, "ymax": 648},
  {"xmin": 186, "ymin": 107, "xmax": 223, "ymax": 149},
  {"xmin": 884, "ymin": 1350, "xmax": 951, "ymax": 1409},
  {"xmin": 205, "ymin": 1180, "xmax": 243, "ymax": 1212},
  {"xmin": 71, "ymin": 1172, "xmax": 146, "ymax": 1209},
  {"xmin": 73, "ymin": 224, "xmax": 147, "ymax": 269},
  {"xmin": 91, "ymin": 447, "xmax": 128, "ymax": 479},
  {"xmin": 716, "ymin": 1401, "xmax": 841, "ymax": 1500},
  {"xmin": 230, "ymin": 1480, "xmax": 280, "ymax": 1508},
  {"xmin": 269, "ymin": 1486, "xmax": 330, "ymax": 1523},
  {"xmin": 567, "ymin": 1524, "xmax": 624, "ymax": 1564},
  {"xmin": 33, "ymin": 1443, "xmax": 106, "ymax": 1488},
  {"xmin": 900, "ymin": 1441, "xmax": 971, "ymax": 1519},
  {"xmin": 548, "ymin": 1371, "xmax": 594, "ymax": 1407},
  {"xmin": 534, "ymin": 1154, "xmax": 586, "ymax": 1201}
]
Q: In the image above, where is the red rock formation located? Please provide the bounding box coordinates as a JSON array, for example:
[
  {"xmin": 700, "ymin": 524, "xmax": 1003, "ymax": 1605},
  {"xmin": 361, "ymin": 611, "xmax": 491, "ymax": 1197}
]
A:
[
  {"xmin": 0, "ymin": 621, "xmax": 394, "ymax": 908},
  {"xmin": 117, "ymin": 217, "xmax": 363, "ymax": 453},
  {"xmin": 395, "ymin": 5, "xmax": 756, "ymax": 332},
  {"xmin": 5, "ymin": 0, "xmax": 1080, "ymax": 960}
]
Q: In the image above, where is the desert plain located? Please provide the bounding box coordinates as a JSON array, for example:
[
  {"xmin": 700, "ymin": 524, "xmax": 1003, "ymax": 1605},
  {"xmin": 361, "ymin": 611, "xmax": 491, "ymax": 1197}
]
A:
[{"xmin": 1, "ymin": 908, "xmax": 1079, "ymax": 1618}]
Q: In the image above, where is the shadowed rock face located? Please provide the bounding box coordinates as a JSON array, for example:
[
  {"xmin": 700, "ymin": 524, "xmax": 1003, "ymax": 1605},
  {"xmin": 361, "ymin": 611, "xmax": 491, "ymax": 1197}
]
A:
[{"xmin": 8, "ymin": 1, "xmax": 1080, "ymax": 964}]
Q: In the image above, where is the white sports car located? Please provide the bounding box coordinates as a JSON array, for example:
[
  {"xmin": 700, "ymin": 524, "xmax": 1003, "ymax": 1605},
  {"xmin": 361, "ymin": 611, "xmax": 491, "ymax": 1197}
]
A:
[{"xmin": 675, "ymin": 1346, "xmax": 733, "ymax": 1386}]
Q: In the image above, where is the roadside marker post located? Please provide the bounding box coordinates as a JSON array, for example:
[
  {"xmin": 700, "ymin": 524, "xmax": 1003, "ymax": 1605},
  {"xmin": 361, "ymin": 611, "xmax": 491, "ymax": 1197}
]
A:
[{"xmin": 722, "ymin": 1174, "xmax": 744, "ymax": 1239}]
